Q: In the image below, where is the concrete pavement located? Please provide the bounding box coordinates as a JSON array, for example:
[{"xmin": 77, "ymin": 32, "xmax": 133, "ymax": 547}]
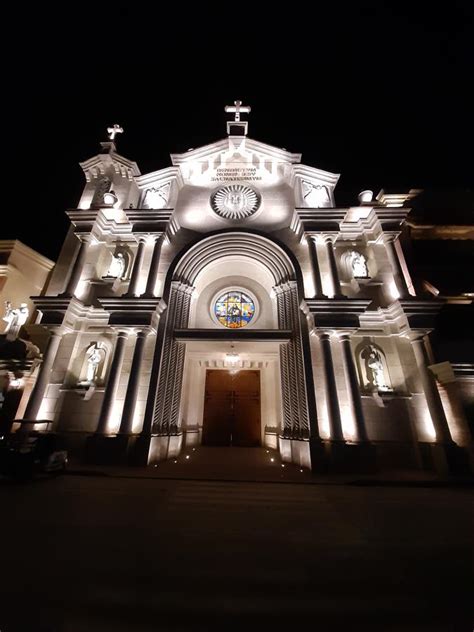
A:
[{"xmin": 0, "ymin": 463, "xmax": 473, "ymax": 631}]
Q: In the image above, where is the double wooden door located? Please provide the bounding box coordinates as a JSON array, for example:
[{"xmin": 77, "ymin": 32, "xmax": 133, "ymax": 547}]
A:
[{"xmin": 202, "ymin": 370, "xmax": 261, "ymax": 447}]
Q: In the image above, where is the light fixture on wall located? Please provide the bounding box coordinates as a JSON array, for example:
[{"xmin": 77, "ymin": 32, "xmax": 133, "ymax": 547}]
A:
[
  {"xmin": 226, "ymin": 345, "xmax": 240, "ymax": 373},
  {"xmin": 103, "ymin": 190, "xmax": 118, "ymax": 206}
]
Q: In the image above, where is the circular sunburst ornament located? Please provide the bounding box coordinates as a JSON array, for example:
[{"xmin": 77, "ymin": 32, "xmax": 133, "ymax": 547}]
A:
[{"xmin": 211, "ymin": 185, "xmax": 261, "ymax": 220}]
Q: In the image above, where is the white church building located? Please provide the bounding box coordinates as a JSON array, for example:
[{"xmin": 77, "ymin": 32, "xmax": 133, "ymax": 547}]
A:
[{"xmin": 21, "ymin": 104, "xmax": 472, "ymax": 474}]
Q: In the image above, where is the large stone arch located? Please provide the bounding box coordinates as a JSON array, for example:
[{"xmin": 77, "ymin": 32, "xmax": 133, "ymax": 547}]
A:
[{"xmin": 140, "ymin": 230, "xmax": 320, "ymax": 464}]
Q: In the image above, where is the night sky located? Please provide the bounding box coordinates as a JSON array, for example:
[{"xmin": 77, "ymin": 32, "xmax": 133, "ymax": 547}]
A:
[{"xmin": 3, "ymin": 2, "xmax": 473, "ymax": 262}]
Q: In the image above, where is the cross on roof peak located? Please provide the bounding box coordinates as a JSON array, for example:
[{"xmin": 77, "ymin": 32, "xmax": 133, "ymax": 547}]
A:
[
  {"xmin": 225, "ymin": 100, "xmax": 251, "ymax": 122},
  {"xmin": 107, "ymin": 124, "xmax": 124, "ymax": 140}
]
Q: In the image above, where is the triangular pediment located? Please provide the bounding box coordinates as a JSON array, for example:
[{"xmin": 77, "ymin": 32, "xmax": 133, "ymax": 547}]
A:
[
  {"xmin": 170, "ymin": 136, "xmax": 302, "ymax": 166},
  {"xmin": 168, "ymin": 136, "xmax": 339, "ymax": 192}
]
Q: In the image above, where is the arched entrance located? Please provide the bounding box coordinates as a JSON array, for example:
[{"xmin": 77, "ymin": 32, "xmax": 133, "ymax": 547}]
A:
[{"xmin": 137, "ymin": 231, "xmax": 320, "ymax": 468}]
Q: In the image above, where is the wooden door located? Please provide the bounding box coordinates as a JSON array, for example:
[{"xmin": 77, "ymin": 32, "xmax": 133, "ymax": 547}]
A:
[{"xmin": 202, "ymin": 370, "xmax": 261, "ymax": 447}]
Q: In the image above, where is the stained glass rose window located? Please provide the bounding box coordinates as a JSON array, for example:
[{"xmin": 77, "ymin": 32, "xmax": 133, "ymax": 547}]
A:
[{"xmin": 214, "ymin": 290, "xmax": 255, "ymax": 329}]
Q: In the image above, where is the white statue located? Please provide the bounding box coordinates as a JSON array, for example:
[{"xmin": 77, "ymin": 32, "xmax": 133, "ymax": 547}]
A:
[
  {"xmin": 351, "ymin": 252, "xmax": 369, "ymax": 278},
  {"xmin": 366, "ymin": 346, "xmax": 389, "ymax": 391},
  {"xmin": 2, "ymin": 301, "xmax": 29, "ymax": 341},
  {"xmin": 107, "ymin": 252, "xmax": 126, "ymax": 279},
  {"xmin": 82, "ymin": 343, "xmax": 105, "ymax": 385}
]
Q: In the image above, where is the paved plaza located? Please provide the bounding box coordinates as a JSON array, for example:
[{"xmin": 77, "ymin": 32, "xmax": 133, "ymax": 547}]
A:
[{"xmin": 0, "ymin": 449, "xmax": 472, "ymax": 632}]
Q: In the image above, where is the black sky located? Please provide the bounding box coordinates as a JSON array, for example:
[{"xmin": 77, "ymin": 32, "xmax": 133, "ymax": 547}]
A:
[{"xmin": 3, "ymin": 1, "xmax": 473, "ymax": 261}]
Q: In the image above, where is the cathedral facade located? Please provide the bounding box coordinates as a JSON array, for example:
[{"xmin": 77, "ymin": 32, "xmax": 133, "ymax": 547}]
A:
[{"xmin": 20, "ymin": 106, "xmax": 473, "ymax": 474}]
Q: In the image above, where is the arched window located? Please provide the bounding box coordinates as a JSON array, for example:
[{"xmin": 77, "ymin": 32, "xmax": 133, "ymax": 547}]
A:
[{"xmin": 358, "ymin": 343, "xmax": 392, "ymax": 392}]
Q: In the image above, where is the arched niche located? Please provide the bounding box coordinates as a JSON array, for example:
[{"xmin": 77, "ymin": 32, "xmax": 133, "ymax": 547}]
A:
[
  {"xmin": 91, "ymin": 177, "xmax": 112, "ymax": 208},
  {"xmin": 356, "ymin": 341, "xmax": 393, "ymax": 393}
]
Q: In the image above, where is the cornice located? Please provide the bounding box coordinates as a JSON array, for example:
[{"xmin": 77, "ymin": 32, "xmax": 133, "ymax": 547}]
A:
[
  {"xmin": 291, "ymin": 164, "xmax": 340, "ymax": 187},
  {"xmin": 135, "ymin": 166, "xmax": 184, "ymax": 189},
  {"xmin": 174, "ymin": 328, "xmax": 292, "ymax": 342},
  {"xmin": 304, "ymin": 298, "xmax": 371, "ymax": 329},
  {"xmin": 406, "ymin": 223, "xmax": 474, "ymax": 240},
  {"xmin": 79, "ymin": 152, "xmax": 140, "ymax": 181},
  {"xmin": 170, "ymin": 137, "xmax": 302, "ymax": 165},
  {"xmin": 0, "ymin": 240, "xmax": 55, "ymax": 270}
]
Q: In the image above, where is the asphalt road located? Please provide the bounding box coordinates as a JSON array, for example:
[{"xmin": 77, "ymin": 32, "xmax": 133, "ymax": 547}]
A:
[{"xmin": 0, "ymin": 474, "xmax": 472, "ymax": 632}]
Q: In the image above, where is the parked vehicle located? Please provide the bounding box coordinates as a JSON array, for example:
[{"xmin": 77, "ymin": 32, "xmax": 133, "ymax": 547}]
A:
[{"xmin": 0, "ymin": 420, "xmax": 67, "ymax": 480}]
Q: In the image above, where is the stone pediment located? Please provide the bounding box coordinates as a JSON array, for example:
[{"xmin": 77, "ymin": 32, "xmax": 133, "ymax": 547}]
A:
[
  {"xmin": 167, "ymin": 137, "xmax": 339, "ymax": 196},
  {"xmin": 170, "ymin": 137, "xmax": 302, "ymax": 166}
]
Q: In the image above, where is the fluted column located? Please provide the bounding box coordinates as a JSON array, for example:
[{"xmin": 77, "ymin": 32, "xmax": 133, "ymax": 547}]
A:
[
  {"xmin": 95, "ymin": 331, "xmax": 128, "ymax": 435},
  {"xmin": 126, "ymin": 236, "xmax": 147, "ymax": 297},
  {"xmin": 384, "ymin": 233, "xmax": 409, "ymax": 298},
  {"xmin": 317, "ymin": 331, "xmax": 345, "ymax": 442},
  {"xmin": 142, "ymin": 235, "xmax": 164, "ymax": 297},
  {"xmin": 412, "ymin": 335, "xmax": 453, "ymax": 444},
  {"xmin": 307, "ymin": 235, "xmax": 324, "ymax": 297},
  {"xmin": 61, "ymin": 235, "xmax": 91, "ymax": 297},
  {"xmin": 119, "ymin": 330, "xmax": 149, "ymax": 434},
  {"xmin": 338, "ymin": 332, "xmax": 368, "ymax": 442},
  {"xmin": 23, "ymin": 331, "xmax": 62, "ymax": 419},
  {"xmin": 323, "ymin": 236, "xmax": 343, "ymax": 298}
]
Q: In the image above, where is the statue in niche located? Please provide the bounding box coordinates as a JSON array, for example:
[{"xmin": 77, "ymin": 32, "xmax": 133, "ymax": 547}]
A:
[
  {"xmin": 106, "ymin": 252, "xmax": 126, "ymax": 279},
  {"xmin": 79, "ymin": 343, "xmax": 105, "ymax": 386},
  {"xmin": 302, "ymin": 181, "xmax": 331, "ymax": 208},
  {"xmin": 350, "ymin": 251, "xmax": 369, "ymax": 278},
  {"xmin": 365, "ymin": 346, "xmax": 390, "ymax": 391},
  {"xmin": 2, "ymin": 301, "xmax": 29, "ymax": 341}
]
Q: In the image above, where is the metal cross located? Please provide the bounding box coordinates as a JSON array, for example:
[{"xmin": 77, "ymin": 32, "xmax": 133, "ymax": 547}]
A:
[
  {"xmin": 225, "ymin": 100, "xmax": 251, "ymax": 122},
  {"xmin": 107, "ymin": 124, "xmax": 124, "ymax": 140}
]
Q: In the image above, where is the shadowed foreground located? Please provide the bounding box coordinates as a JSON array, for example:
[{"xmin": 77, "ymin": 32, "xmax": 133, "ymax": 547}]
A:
[{"xmin": 0, "ymin": 468, "xmax": 472, "ymax": 631}]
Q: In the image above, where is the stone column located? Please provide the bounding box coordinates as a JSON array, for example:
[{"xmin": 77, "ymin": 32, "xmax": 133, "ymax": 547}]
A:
[
  {"xmin": 384, "ymin": 233, "xmax": 409, "ymax": 298},
  {"xmin": 95, "ymin": 331, "xmax": 128, "ymax": 435},
  {"xmin": 323, "ymin": 236, "xmax": 342, "ymax": 298},
  {"xmin": 61, "ymin": 235, "xmax": 90, "ymax": 297},
  {"xmin": 412, "ymin": 335, "xmax": 453, "ymax": 444},
  {"xmin": 338, "ymin": 332, "xmax": 368, "ymax": 442},
  {"xmin": 317, "ymin": 331, "xmax": 345, "ymax": 442},
  {"xmin": 306, "ymin": 235, "xmax": 324, "ymax": 297},
  {"xmin": 142, "ymin": 235, "xmax": 164, "ymax": 297},
  {"xmin": 23, "ymin": 331, "xmax": 62, "ymax": 419},
  {"xmin": 119, "ymin": 330, "xmax": 149, "ymax": 434},
  {"xmin": 126, "ymin": 236, "xmax": 147, "ymax": 297}
]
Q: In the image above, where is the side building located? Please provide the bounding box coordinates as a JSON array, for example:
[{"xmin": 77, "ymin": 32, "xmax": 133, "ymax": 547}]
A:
[{"xmin": 0, "ymin": 240, "xmax": 55, "ymax": 433}]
